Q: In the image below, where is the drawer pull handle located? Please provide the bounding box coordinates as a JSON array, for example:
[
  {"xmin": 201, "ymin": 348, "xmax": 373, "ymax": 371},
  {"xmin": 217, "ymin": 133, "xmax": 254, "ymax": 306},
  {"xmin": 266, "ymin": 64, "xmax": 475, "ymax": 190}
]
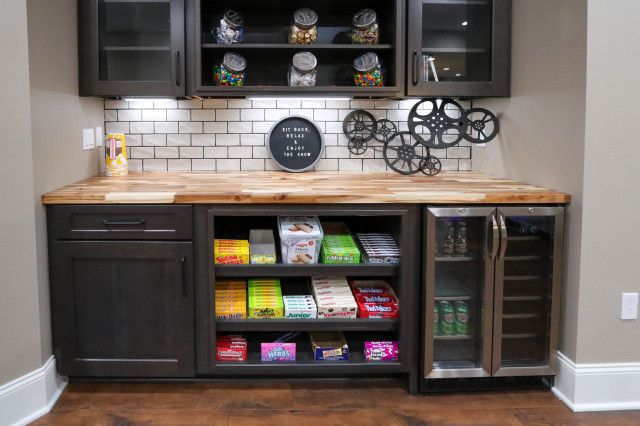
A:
[
  {"xmin": 181, "ymin": 255, "xmax": 188, "ymax": 297},
  {"xmin": 102, "ymin": 219, "xmax": 145, "ymax": 226}
]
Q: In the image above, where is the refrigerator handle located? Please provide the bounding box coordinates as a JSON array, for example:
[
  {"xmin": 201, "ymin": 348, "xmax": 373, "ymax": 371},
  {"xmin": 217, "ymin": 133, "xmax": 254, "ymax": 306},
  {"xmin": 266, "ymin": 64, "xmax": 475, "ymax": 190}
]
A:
[
  {"xmin": 498, "ymin": 213, "xmax": 508, "ymax": 260},
  {"xmin": 489, "ymin": 214, "xmax": 499, "ymax": 259}
]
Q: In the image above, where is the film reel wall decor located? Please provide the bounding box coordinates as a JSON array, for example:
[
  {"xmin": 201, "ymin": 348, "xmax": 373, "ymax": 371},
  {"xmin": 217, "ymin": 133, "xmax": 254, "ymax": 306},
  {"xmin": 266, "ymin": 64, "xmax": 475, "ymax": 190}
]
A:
[{"xmin": 342, "ymin": 98, "xmax": 500, "ymax": 176}]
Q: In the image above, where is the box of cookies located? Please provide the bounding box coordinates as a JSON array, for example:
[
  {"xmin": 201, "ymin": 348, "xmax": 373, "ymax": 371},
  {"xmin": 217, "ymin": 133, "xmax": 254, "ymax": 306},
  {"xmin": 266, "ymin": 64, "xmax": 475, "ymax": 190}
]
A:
[{"xmin": 278, "ymin": 216, "xmax": 324, "ymax": 264}]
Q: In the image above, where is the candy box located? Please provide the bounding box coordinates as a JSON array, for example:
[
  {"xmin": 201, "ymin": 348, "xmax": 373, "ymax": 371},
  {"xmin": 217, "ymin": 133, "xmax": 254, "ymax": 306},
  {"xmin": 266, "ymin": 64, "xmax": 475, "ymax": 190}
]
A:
[
  {"xmin": 278, "ymin": 216, "xmax": 323, "ymax": 264},
  {"xmin": 350, "ymin": 280, "xmax": 395, "ymax": 297},
  {"xmin": 321, "ymin": 234, "xmax": 361, "ymax": 264},
  {"xmin": 357, "ymin": 302, "xmax": 399, "ymax": 319},
  {"xmin": 311, "ymin": 332, "xmax": 349, "ymax": 361},
  {"xmin": 216, "ymin": 335, "xmax": 247, "ymax": 362},
  {"xmin": 249, "ymin": 229, "xmax": 277, "ymax": 264},
  {"xmin": 364, "ymin": 341, "xmax": 399, "ymax": 361},
  {"xmin": 261, "ymin": 343, "xmax": 296, "ymax": 362}
]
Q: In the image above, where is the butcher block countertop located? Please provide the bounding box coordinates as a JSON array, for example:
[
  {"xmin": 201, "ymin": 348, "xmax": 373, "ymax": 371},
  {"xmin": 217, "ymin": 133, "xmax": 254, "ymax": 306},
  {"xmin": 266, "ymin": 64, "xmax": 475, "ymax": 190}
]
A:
[{"xmin": 41, "ymin": 171, "xmax": 570, "ymax": 205}]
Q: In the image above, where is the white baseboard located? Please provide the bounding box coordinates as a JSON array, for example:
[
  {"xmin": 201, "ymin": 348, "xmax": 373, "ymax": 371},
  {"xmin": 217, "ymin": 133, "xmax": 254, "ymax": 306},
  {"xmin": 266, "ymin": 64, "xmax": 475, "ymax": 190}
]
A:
[
  {"xmin": 552, "ymin": 351, "xmax": 640, "ymax": 412},
  {"xmin": 0, "ymin": 356, "xmax": 67, "ymax": 426}
]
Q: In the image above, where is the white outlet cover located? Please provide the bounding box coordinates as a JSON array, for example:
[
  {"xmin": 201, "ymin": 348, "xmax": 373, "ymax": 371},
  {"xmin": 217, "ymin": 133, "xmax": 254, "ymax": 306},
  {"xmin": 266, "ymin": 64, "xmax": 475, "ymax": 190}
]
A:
[
  {"xmin": 82, "ymin": 128, "xmax": 95, "ymax": 150},
  {"xmin": 95, "ymin": 127, "xmax": 103, "ymax": 146},
  {"xmin": 621, "ymin": 292, "xmax": 638, "ymax": 320}
]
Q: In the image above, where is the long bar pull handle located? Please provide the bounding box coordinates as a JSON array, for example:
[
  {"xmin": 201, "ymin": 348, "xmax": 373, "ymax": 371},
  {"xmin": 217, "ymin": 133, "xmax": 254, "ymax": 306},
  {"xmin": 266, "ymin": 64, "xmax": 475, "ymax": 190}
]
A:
[
  {"xmin": 412, "ymin": 51, "xmax": 418, "ymax": 85},
  {"xmin": 498, "ymin": 213, "xmax": 508, "ymax": 260},
  {"xmin": 103, "ymin": 219, "xmax": 145, "ymax": 226},
  {"xmin": 181, "ymin": 255, "xmax": 188, "ymax": 297},
  {"xmin": 489, "ymin": 214, "xmax": 499, "ymax": 259},
  {"xmin": 176, "ymin": 51, "xmax": 181, "ymax": 86}
]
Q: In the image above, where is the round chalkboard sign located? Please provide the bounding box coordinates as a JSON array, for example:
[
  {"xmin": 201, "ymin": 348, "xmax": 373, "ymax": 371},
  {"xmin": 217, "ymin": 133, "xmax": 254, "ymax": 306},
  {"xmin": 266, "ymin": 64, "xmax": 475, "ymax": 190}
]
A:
[{"xmin": 268, "ymin": 116, "xmax": 324, "ymax": 172}]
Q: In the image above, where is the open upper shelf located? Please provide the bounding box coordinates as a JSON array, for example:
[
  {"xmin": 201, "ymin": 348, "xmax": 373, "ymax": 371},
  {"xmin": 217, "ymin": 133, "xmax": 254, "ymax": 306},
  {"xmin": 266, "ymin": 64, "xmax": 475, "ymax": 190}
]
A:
[{"xmin": 215, "ymin": 263, "xmax": 399, "ymax": 277}]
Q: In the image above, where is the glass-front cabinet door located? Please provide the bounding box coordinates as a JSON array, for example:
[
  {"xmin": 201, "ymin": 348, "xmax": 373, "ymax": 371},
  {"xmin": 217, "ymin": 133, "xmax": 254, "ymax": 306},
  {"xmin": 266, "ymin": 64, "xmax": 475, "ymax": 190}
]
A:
[
  {"xmin": 492, "ymin": 207, "xmax": 564, "ymax": 376},
  {"xmin": 424, "ymin": 207, "xmax": 498, "ymax": 378},
  {"xmin": 79, "ymin": 0, "xmax": 185, "ymax": 96},
  {"xmin": 407, "ymin": 0, "xmax": 511, "ymax": 97}
]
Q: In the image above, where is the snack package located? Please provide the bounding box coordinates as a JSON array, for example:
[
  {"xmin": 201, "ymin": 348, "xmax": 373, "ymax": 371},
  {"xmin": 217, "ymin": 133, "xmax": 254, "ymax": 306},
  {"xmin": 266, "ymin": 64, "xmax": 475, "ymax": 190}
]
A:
[
  {"xmin": 248, "ymin": 278, "xmax": 284, "ymax": 319},
  {"xmin": 250, "ymin": 229, "xmax": 277, "ymax": 264},
  {"xmin": 283, "ymin": 295, "xmax": 317, "ymax": 319},
  {"xmin": 216, "ymin": 335, "xmax": 247, "ymax": 362},
  {"xmin": 321, "ymin": 235, "xmax": 361, "ymax": 264},
  {"xmin": 261, "ymin": 343, "xmax": 296, "ymax": 362},
  {"xmin": 215, "ymin": 279, "xmax": 247, "ymax": 319},
  {"xmin": 355, "ymin": 233, "xmax": 401, "ymax": 264},
  {"xmin": 214, "ymin": 239, "xmax": 249, "ymax": 264},
  {"xmin": 364, "ymin": 341, "xmax": 399, "ymax": 361},
  {"xmin": 310, "ymin": 332, "xmax": 349, "ymax": 361},
  {"xmin": 278, "ymin": 216, "xmax": 323, "ymax": 264},
  {"xmin": 351, "ymin": 280, "xmax": 399, "ymax": 319},
  {"xmin": 311, "ymin": 276, "xmax": 357, "ymax": 318},
  {"xmin": 105, "ymin": 133, "xmax": 128, "ymax": 176}
]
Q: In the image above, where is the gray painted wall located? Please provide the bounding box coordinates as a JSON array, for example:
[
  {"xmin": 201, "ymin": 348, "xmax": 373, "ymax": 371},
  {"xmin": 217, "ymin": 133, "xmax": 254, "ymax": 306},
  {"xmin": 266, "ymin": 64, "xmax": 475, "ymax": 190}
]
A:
[
  {"xmin": 473, "ymin": 0, "xmax": 588, "ymax": 360},
  {"xmin": 27, "ymin": 0, "xmax": 103, "ymax": 364},
  {"xmin": 575, "ymin": 0, "xmax": 640, "ymax": 363},
  {"xmin": 0, "ymin": 0, "xmax": 43, "ymax": 384}
]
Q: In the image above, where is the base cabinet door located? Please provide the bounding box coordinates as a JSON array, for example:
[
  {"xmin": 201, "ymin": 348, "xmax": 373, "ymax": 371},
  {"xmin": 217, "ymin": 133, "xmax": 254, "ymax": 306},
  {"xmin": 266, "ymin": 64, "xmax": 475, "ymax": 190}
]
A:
[
  {"xmin": 492, "ymin": 207, "xmax": 564, "ymax": 376},
  {"xmin": 51, "ymin": 241, "xmax": 194, "ymax": 377}
]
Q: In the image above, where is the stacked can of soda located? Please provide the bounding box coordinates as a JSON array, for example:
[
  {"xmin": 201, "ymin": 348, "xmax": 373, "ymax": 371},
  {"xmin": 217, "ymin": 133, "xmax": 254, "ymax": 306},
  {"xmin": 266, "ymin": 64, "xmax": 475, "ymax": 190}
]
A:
[{"xmin": 435, "ymin": 300, "xmax": 469, "ymax": 336}]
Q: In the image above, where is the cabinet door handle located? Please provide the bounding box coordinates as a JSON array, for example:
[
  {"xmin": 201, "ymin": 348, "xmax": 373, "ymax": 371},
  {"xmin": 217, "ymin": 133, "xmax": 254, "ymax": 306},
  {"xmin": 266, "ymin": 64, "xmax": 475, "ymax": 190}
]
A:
[
  {"xmin": 102, "ymin": 219, "xmax": 145, "ymax": 226},
  {"xmin": 489, "ymin": 214, "xmax": 499, "ymax": 259},
  {"xmin": 498, "ymin": 214, "xmax": 508, "ymax": 260},
  {"xmin": 176, "ymin": 51, "xmax": 181, "ymax": 86},
  {"xmin": 180, "ymin": 255, "xmax": 188, "ymax": 297},
  {"xmin": 412, "ymin": 51, "xmax": 418, "ymax": 86}
]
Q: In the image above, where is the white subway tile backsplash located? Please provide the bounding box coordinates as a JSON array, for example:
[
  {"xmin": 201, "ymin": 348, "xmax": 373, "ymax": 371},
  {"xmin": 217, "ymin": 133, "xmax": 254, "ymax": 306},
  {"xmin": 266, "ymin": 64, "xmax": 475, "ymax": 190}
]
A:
[
  {"xmin": 105, "ymin": 97, "xmax": 470, "ymax": 172},
  {"xmin": 142, "ymin": 134, "xmax": 166, "ymax": 146}
]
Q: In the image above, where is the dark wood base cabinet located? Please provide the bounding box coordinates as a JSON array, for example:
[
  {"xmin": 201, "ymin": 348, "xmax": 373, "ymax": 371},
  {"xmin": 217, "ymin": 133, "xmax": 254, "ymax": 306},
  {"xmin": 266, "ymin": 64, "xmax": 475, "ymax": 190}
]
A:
[{"xmin": 47, "ymin": 203, "xmax": 561, "ymax": 393}]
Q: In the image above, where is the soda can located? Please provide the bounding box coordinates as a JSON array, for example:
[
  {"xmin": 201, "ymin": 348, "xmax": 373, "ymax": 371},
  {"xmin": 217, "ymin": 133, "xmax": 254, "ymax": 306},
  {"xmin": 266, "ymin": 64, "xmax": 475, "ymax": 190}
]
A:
[
  {"xmin": 433, "ymin": 304, "xmax": 439, "ymax": 335},
  {"xmin": 454, "ymin": 301, "xmax": 470, "ymax": 335},
  {"xmin": 439, "ymin": 301, "xmax": 455, "ymax": 335}
]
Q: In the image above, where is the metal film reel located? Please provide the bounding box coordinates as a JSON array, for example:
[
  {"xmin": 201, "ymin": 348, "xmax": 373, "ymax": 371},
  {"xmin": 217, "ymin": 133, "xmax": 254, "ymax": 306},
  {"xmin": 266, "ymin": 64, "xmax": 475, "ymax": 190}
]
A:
[
  {"xmin": 408, "ymin": 98, "xmax": 465, "ymax": 149},
  {"xmin": 343, "ymin": 109, "xmax": 377, "ymax": 143},
  {"xmin": 383, "ymin": 131, "xmax": 430, "ymax": 175},
  {"xmin": 463, "ymin": 108, "xmax": 500, "ymax": 144}
]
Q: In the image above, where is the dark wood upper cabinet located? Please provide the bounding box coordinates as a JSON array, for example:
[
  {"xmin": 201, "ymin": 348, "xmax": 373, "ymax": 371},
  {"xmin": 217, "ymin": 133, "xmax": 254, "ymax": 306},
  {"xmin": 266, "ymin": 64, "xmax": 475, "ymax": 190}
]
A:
[
  {"xmin": 50, "ymin": 241, "xmax": 195, "ymax": 377},
  {"xmin": 79, "ymin": 0, "xmax": 186, "ymax": 97},
  {"xmin": 406, "ymin": 0, "xmax": 511, "ymax": 98}
]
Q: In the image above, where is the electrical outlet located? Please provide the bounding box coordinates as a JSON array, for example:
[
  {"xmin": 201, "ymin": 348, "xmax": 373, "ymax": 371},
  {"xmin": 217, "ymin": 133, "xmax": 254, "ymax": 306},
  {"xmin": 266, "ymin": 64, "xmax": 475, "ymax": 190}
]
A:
[
  {"xmin": 82, "ymin": 128, "xmax": 95, "ymax": 150},
  {"xmin": 621, "ymin": 293, "xmax": 638, "ymax": 320},
  {"xmin": 95, "ymin": 127, "xmax": 103, "ymax": 146}
]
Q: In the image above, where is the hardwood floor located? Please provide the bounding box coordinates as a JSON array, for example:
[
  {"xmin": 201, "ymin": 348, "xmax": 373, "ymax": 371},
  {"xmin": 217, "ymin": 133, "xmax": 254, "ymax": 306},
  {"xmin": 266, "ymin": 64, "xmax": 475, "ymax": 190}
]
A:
[{"xmin": 33, "ymin": 380, "xmax": 639, "ymax": 425}]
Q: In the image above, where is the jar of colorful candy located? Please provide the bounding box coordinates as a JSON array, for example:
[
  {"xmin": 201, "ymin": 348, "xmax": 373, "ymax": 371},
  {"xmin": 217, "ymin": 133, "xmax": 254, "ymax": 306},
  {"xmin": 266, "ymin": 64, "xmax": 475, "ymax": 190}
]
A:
[
  {"xmin": 214, "ymin": 52, "xmax": 246, "ymax": 86},
  {"xmin": 352, "ymin": 9, "xmax": 379, "ymax": 44},
  {"xmin": 353, "ymin": 52, "xmax": 384, "ymax": 87},
  {"xmin": 288, "ymin": 51, "xmax": 318, "ymax": 87},
  {"xmin": 289, "ymin": 8, "xmax": 318, "ymax": 44},
  {"xmin": 214, "ymin": 9, "xmax": 245, "ymax": 44}
]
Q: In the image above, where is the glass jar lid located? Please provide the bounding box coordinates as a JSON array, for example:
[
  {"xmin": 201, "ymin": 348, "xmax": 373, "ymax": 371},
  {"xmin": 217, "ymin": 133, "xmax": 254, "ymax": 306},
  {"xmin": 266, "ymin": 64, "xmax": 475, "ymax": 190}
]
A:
[
  {"xmin": 353, "ymin": 52, "xmax": 379, "ymax": 72},
  {"xmin": 292, "ymin": 51, "xmax": 317, "ymax": 73},
  {"xmin": 223, "ymin": 9, "xmax": 244, "ymax": 29},
  {"xmin": 352, "ymin": 9, "xmax": 377, "ymax": 28},
  {"xmin": 223, "ymin": 52, "xmax": 246, "ymax": 73},
  {"xmin": 294, "ymin": 8, "xmax": 318, "ymax": 29}
]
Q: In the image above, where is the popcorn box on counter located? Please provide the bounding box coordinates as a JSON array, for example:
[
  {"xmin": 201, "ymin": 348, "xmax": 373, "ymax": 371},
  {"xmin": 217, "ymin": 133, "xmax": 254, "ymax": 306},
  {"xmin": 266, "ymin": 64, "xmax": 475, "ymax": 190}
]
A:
[
  {"xmin": 261, "ymin": 343, "xmax": 297, "ymax": 362},
  {"xmin": 278, "ymin": 216, "xmax": 323, "ymax": 264},
  {"xmin": 310, "ymin": 332, "xmax": 349, "ymax": 361},
  {"xmin": 364, "ymin": 341, "xmax": 399, "ymax": 361}
]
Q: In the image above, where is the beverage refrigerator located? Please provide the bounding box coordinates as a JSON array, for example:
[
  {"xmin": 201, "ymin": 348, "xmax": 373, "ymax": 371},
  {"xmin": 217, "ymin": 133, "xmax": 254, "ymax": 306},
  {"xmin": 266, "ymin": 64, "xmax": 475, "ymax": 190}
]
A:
[{"xmin": 421, "ymin": 206, "xmax": 564, "ymax": 389}]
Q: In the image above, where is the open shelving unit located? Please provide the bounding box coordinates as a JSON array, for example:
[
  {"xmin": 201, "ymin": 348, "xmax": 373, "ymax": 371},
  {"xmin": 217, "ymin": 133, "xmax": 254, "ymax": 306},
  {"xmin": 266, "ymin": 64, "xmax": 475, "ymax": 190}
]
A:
[
  {"xmin": 189, "ymin": 0, "xmax": 404, "ymax": 96},
  {"xmin": 194, "ymin": 205, "xmax": 419, "ymax": 392}
]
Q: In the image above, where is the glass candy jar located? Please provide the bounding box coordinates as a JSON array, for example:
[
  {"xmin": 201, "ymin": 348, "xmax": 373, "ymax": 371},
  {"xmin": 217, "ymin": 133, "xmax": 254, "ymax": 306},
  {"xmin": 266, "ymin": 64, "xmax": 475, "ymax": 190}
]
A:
[
  {"xmin": 289, "ymin": 8, "xmax": 318, "ymax": 44},
  {"xmin": 288, "ymin": 51, "xmax": 318, "ymax": 87},
  {"xmin": 214, "ymin": 52, "xmax": 246, "ymax": 86},
  {"xmin": 214, "ymin": 9, "xmax": 245, "ymax": 44},
  {"xmin": 352, "ymin": 9, "xmax": 379, "ymax": 44},
  {"xmin": 353, "ymin": 52, "xmax": 384, "ymax": 87}
]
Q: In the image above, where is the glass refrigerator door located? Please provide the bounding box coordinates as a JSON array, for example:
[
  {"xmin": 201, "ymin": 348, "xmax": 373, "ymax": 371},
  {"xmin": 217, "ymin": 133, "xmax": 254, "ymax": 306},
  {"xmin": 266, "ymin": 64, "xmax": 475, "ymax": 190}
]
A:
[
  {"xmin": 98, "ymin": 0, "xmax": 173, "ymax": 82},
  {"xmin": 424, "ymin": 207, "xmax": 498, "ymax": 378},
  {"xmin": 493, "ymin": 207, "xmax": 564, "ymax": 376}
]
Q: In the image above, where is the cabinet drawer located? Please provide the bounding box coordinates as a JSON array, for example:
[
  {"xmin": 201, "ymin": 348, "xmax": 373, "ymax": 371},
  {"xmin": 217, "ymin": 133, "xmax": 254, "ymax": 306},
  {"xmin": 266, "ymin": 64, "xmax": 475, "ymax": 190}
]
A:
[{"xmin": 48, "ymin": 205, "xmax": 192, "ymax": 240}]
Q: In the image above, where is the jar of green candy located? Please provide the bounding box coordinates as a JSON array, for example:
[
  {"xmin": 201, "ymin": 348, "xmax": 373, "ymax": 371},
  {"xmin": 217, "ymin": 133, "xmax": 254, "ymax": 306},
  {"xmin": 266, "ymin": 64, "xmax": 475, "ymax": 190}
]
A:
[
  {"xmin": 353, "ymin": 52, "xmax": 384, "ymax": 87},
  {"xmin": 352, "ymin": 9, "xmax": 379, "ymax": 44},
  {"xmin": 214, "ymin": 52, "xmax": 246, "ymax": 87}
]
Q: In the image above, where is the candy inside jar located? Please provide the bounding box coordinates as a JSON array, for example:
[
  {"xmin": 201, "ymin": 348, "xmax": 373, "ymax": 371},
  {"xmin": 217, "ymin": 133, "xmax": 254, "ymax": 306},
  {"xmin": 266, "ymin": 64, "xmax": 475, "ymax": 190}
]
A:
[
  {"xmin": 289, "ymin": 8, "xmax": 318, "ymax": 44},
  {"xmin": 288, "ymin": 51, "xmax": 318, "ymax": 87},
  {"xmin": 352, "ymin": 9, "xmax": 379, "ymax": 44},
  {"xmin": 214, "ymin": 9, "xmax": 245, "ymax": 44},
  {"xmin": 353, "ymin": 52, "xmax": 384, "ymax": 87},
  {"xmin": 214, "ymin": 52, "xmax": 246, "ymax": 86}
]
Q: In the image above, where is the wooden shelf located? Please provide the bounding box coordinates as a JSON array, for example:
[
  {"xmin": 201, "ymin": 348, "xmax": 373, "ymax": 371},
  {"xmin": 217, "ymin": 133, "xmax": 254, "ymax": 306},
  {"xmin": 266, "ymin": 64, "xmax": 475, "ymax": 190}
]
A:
[
  {"xmin": 216, "ymin": 318, "xmax": 399, "ymax": 332},
  {"xmin": 202, "ymin": 43, "xmax": 393, "ymax": 50},
  {"xmin": 214, "ymin": 350, "xmax": 405, "ymax": 375},
  {"xmin": 215, "ymin": 263, "xmax": 398, "ymax": 277}
]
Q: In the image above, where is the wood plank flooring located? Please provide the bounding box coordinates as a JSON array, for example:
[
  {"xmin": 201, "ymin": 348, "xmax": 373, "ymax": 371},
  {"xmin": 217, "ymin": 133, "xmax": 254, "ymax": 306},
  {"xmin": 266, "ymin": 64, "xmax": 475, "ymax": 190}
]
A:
[{"xmin": 32, "ymin": 380, "xmax": 640, "ymax": 425}]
